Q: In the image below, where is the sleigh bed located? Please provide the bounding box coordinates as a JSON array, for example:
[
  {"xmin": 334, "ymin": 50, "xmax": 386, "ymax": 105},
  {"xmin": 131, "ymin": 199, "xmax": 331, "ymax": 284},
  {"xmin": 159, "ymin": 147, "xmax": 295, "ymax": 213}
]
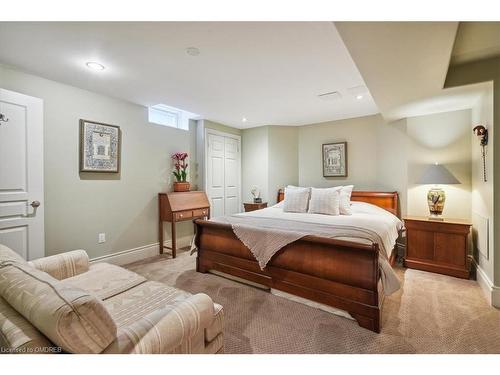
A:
[{"xmin": 194, "ymin": 190, "xmax": 400, "ymax": 332}]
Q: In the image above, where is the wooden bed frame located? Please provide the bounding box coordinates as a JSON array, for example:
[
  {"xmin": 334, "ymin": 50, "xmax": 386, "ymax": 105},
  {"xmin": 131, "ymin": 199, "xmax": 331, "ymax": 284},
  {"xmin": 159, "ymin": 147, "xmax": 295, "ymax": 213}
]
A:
[{"xmin": 194, "ymin": 190, "xmax": 399, "ymax": 333}]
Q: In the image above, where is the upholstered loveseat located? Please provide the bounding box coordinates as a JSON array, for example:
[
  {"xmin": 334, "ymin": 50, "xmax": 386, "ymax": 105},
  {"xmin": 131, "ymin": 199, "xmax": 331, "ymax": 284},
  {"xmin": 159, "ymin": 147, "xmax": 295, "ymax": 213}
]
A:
[{"xmin": 0, "ymin": 245, "xmax": 223, "ymax": 354}]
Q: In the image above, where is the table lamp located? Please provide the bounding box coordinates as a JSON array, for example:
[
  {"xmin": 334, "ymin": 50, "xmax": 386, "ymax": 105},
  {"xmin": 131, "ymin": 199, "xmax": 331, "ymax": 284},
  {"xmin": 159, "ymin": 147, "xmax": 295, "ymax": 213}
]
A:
[{"xmin": 417, "ymin": 162, "xmax": 460, "ymax": 220}]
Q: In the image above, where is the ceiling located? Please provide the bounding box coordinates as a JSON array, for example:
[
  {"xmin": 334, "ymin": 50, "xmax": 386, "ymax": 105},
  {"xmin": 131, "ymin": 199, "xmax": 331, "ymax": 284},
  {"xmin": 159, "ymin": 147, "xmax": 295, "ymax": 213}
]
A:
[
  {"xmin": 385, "ymin": 82, "xmax": 491, "ymax": 120},
  {"xmin": 336, "ymin": 22, "xmax": 459, "ymax": 122},
  {"xmin": 0, "ymin": 22, "xmax": 378, "ymax": 129},
  {"xmin": 451, "ymin": 22, "xmax": 500, "ymax": 65}
]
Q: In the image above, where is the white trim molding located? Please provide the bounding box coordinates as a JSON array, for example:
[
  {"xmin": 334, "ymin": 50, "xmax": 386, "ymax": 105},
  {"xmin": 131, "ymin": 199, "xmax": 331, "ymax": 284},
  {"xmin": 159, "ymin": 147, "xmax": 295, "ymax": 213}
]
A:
[
  {"xmin": 472, "ymin": 258, "xmax": 500, "ymax": 307},
  {"xmin": 90, "ymin": 235, "xmax": 193, "ymax": 266}
]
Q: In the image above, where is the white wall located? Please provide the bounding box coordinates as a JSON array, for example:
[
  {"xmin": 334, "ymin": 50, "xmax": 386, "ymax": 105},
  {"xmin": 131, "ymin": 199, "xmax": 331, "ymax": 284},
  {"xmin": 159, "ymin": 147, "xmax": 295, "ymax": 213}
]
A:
[
  {"xmin": 242, "ymin": 126, "xmax": 269, "ymax": 203},
  {"xmin": 268, "ymin": 126, "xmax": 299, "ymax": 204},
  {"xmin": 298, "ymin": 115, "xmax": 380, "ymax": 189},
  {"xmin": 375, "ymin": 119, "xmax": 409, "ymax": 216},
  {"xmin": 471, "ymin": 86, "xmax": 495, "ymax": 286},
  {"xmin": 406, "ymin": 109, "xmax": 472, "ymax": 220},
  {"xmin": 445, "ymin": 57, "xmax": 500, "ymax": 296}
]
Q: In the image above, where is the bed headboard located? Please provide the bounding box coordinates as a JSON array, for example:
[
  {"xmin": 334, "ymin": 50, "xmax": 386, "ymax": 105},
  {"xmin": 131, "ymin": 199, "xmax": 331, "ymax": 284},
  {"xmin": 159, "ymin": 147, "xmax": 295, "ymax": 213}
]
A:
[{"xmin": 276, "ymin": 189, "xmax": 399, "ymax": 217}]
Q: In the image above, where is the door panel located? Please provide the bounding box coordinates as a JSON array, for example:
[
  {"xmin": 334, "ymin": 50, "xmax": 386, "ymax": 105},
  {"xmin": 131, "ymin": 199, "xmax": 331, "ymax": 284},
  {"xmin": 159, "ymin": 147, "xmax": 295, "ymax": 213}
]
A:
[
  {"xmin": 0, "ymin": 101, "xmax": 27, "ymax": 194},
  {"xmin": 224, "ymin": 137, "xmax": 240, "ymax": 215},
  {"xmin": 210, "ymin": 197, "xmax": 224, "ymax": 218},
  {"xmin": 407, "ymin": 229, "xmax": 434, "ymax": 260},
  {"xmin": 207, "ymin": 133, "xmax": 225, "ymax": 217},
  {"xmin": 434, "ymin": 233, "xmax": 466, "ymax": 266},
  {"xmin": 0, "ymin": 89, "xmax": 44, "ymax": 260},
  {"xmin": 206, "ymin": 131, "xmax": 241, "ymax": 218}
]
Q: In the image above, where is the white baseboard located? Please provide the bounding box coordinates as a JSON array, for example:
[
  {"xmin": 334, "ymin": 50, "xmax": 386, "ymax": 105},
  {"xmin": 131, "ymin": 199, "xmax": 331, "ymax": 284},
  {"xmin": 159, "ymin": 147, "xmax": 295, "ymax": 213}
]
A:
[
  {"xmin": 472, "ymin": 259, "xmax": 500, "ymax": 308},
  {"xmin": 90, "ymin": 236, "xmax": 193, "ymax": 266}
]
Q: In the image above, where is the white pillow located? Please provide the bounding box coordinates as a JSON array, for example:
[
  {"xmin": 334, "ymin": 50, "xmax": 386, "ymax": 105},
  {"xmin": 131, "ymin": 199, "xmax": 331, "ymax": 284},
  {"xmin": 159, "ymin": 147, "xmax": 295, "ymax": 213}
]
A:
[
  {"xmin": 308, "ymin": 187, "xmax": 341, "ymax": 215},
  {"xmin": 339, "ymin": 185, "xmax": 354, "ymax": 215},
  {"xmin": 283, "ymin": 186, "xmax": 310, "ymax": 213}
]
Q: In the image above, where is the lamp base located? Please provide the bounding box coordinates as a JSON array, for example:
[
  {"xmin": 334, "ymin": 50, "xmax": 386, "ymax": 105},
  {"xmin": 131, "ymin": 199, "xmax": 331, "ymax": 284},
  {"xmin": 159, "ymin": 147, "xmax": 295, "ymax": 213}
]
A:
[{"xmin": 427, "ymin": 187, "xmax": 445, "ymax": 218}]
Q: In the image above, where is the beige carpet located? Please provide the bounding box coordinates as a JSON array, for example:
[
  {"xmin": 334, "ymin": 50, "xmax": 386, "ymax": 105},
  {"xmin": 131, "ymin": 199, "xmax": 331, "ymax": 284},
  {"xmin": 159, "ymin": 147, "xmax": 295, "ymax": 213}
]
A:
[{"xmin": 126, "ymin": 249, "xmax": 500, "ymax": 354}]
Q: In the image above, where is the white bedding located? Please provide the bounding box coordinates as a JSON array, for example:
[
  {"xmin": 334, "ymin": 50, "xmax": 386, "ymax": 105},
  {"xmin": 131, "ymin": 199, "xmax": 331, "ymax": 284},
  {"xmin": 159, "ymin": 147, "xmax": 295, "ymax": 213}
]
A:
[{"xmin": 235, "ymin": 201, "xmax": 404, "ymax": 258}]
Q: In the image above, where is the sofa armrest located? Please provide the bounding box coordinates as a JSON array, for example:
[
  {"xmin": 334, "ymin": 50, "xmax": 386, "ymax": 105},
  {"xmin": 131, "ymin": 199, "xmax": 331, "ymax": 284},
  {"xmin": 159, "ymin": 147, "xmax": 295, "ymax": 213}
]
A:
[
  {"xmin": 28, "ymin": 250, "xmax": 90, "ymax": 280},
  {"xmin": 104, "ymin": 293, "xmax": 215, "ymax": 354}
]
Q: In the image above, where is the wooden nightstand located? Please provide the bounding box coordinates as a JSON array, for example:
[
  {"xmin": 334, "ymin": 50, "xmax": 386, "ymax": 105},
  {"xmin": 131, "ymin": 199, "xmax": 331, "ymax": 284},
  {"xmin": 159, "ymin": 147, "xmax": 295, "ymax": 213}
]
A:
[
  {"xmin": 243, "ymin": 202, "xmax": 267, "ymax": 212},
  {"xmin": 403, "ymin": 216, "xmax": 472, "ymax": 279}
]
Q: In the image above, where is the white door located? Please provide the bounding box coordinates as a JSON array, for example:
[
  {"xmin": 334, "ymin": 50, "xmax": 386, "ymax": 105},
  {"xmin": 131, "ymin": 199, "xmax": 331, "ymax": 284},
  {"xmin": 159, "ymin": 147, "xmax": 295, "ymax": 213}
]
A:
[
  {"xmin": 224, "ymin": 137, "xmax": 240, "ymax": 215},
  {"xmin": 206, "ymin": 131, "xmax": 241, "ymax": 218},
  {"xmin": 0, "ymin": 89, "xmax": 44, "ymax": 260},
  {"xmin": 207, "ymin": 133, "xmax": 225, "ymax": 218}
]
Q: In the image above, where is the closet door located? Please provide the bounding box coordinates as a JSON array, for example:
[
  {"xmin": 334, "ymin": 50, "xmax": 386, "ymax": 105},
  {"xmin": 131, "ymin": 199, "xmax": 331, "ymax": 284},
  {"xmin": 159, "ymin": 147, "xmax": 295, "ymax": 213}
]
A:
[
  {"xmin": 207, "ymin": 133, "xmax": 225, "ymax": 218},
  {"xmin": 205, "ymin": 130, "xmax": 241, "ymax": 218}
]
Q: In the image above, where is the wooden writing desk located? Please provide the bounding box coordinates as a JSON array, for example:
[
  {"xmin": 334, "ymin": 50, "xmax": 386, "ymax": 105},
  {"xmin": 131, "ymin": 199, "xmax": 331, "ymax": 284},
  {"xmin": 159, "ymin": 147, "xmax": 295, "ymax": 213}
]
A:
[{"xmin": 158, "ymin": 191, "xmax": 210, "ymax": 257}]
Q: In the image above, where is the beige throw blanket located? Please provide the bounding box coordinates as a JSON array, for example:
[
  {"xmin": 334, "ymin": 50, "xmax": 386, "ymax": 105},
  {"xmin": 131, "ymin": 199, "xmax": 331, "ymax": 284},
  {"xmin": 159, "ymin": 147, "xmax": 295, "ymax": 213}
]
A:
[{"xmin": 211, "ymin": 215, "xmax": 400, "ymax": 295}]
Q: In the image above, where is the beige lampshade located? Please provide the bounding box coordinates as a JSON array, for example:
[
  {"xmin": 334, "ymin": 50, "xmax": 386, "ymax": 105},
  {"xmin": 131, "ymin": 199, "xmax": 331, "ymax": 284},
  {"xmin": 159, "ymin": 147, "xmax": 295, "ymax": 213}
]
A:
[{"xmin": 417, "ymin": 163, "xmax": 460, "ymax": 185}]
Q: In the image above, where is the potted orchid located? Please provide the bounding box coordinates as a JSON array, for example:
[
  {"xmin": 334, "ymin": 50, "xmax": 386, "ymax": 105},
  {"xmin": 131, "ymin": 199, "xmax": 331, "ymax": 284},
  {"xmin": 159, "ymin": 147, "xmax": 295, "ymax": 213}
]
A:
[{"xmin": 172, "ymin": 152, "xmax": 190, "ymax": 192}]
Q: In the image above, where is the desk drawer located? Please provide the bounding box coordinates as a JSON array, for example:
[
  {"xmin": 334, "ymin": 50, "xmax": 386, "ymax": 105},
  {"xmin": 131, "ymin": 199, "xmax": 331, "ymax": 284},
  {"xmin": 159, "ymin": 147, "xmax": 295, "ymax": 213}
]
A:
[
  {"xmin": 193, "ymin": 208, "xmax": 209, "ymax": 218},
  {"xmin": 174, "ymin": 211, "xmax": 193, "ymax": 221}
]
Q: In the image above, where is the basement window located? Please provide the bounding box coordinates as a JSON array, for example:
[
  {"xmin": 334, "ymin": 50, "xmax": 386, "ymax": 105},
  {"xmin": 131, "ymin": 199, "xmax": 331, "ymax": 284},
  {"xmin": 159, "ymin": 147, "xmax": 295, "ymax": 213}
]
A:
[{"xmin": 148, "ymin": 104, "xmax": 199, "ymax": 131}]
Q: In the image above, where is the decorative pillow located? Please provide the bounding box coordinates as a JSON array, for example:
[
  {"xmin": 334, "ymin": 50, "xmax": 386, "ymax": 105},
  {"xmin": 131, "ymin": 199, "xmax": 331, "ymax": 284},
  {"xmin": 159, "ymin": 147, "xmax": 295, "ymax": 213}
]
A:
[
  {"xmin": 283, "ymin": 186, "xmax": 310, "ymax": 213},
  {"xmin": 339, "ymin": 185, "xmax": 354, "ymax": 215},
  {"xmin": 308, "ymin": 187, "xmax": 341, "ymax": 215},
  {"xmin": 0, "ymin": 262, "xmax": 117, "ymax": 353}
]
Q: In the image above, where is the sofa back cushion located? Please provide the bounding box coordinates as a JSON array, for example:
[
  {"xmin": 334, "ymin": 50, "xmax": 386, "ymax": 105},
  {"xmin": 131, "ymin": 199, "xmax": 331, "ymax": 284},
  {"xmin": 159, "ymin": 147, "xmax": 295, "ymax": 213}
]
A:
[{"xmin": 0, "ymin": 262, "xmax": 117, "ymax": 353}]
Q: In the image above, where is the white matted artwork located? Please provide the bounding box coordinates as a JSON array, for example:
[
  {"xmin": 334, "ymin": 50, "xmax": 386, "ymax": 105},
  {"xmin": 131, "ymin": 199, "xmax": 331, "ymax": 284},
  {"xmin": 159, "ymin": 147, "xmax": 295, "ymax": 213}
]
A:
[
  {"xmin": 322, "ymin": 142, "xmax": 347, "ymax": 177},
  {"xmin": 79, "ymin": 119, "xmax": 121, "ymax": 172}
]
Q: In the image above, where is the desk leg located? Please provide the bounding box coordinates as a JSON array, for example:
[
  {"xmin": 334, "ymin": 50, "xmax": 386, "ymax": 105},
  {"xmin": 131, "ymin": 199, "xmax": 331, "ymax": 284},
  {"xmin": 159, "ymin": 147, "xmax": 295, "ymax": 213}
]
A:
[
  {"xmin": 171, "ymin": 221, "xmax": 177, "ymax": 258},
  {"xmin": 159, "ymin": 220, "xmax": 163, "ymax": 254}
]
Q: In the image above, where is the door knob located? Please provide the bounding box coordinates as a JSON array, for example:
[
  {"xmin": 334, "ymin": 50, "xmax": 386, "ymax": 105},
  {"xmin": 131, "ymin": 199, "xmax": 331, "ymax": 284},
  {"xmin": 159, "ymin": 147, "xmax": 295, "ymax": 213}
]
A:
[{"xmin": 22, "ymin": 201, "xmax": 40, "ymax": 217}]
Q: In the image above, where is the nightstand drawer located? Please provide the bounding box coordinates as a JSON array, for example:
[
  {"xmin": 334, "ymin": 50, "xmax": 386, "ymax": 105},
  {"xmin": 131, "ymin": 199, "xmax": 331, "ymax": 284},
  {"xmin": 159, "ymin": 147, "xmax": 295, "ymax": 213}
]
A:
[
  {"xmin": 174, "ymin": 210, "xmax": 193, "ymax": 221},
  {"xmin": 193, "ymin": 208, "xmax": 209, "ymax": 217}
]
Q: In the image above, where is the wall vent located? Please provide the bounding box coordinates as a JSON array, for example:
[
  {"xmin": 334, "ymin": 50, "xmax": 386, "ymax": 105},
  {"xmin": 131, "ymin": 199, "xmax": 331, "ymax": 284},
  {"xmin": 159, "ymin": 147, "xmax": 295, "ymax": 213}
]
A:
[{"xmin": 317, "ymin": 91, "xmax": 342, "ymax": 101}]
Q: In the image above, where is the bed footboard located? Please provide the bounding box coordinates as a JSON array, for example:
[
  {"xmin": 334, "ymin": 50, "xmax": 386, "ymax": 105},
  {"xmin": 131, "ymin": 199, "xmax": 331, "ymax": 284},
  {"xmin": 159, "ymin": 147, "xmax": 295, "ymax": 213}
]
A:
[{"xmin": 194, "ymin": 219, "xmax": 384, "ymax": 333}]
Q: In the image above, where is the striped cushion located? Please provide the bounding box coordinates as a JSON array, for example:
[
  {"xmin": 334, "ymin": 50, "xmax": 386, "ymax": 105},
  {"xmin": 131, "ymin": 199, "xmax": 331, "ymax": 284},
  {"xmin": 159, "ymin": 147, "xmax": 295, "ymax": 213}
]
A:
[
  {"xmin": 283, "ymin": 186, "xmax": 310, "ymax": 213},
  {"xmin": 28, "ymin": 250, "xmax": 89, "ymax": 280},
  {"xmin": 104, "ymin": 292, "xmax": 215, "ymax": 354},
  {"xmin": 0, "ymin": 262, "xmax": 117, "ymax": 353},
  {"xmin": 308, "ymin": 187, "xmax": 341, "ymax": 215}
]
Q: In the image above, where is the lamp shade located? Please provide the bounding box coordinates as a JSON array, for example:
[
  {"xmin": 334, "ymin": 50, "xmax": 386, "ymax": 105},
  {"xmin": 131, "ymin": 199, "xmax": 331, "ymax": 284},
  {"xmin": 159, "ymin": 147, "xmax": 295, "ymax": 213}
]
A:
[{"xmin": 417, "ymin": 163, "xmax": 460, "ymax": 185}]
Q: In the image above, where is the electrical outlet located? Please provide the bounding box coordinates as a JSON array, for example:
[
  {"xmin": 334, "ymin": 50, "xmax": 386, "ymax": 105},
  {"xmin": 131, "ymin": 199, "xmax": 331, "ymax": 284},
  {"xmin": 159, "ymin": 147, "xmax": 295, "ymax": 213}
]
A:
[{"xmin": 98, "ymin": 233, "xmax": 106, "ymax": 244}]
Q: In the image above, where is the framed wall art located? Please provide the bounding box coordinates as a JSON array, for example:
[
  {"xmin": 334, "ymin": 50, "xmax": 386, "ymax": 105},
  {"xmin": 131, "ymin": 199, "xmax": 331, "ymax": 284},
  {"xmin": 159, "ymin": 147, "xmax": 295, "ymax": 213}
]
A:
[
  {"xmin": 322, "ymin": 142, "xmax": 347, "ymax": 177},
  {"xmin": 79, "ymin": 119, "xmax": 121, "ymax": 173}
]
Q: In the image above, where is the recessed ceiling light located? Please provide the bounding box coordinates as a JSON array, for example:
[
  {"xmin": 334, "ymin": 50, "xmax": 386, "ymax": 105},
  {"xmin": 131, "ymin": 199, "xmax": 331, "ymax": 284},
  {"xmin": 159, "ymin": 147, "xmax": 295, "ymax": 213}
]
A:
[
  {"xmin": 86, "ymin": 61, "xmax": 105, "ymax": 71},
  {"xmin": 348, "ymin": 85, "xmax": 369, "ymax": 99},
  {"xmin": 186, "ymin": 47, "xmax": 200, "ymax": 56},
  {"xmin": 242, "ymin": 117, "xmax": 247, "ymax": 122}
]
